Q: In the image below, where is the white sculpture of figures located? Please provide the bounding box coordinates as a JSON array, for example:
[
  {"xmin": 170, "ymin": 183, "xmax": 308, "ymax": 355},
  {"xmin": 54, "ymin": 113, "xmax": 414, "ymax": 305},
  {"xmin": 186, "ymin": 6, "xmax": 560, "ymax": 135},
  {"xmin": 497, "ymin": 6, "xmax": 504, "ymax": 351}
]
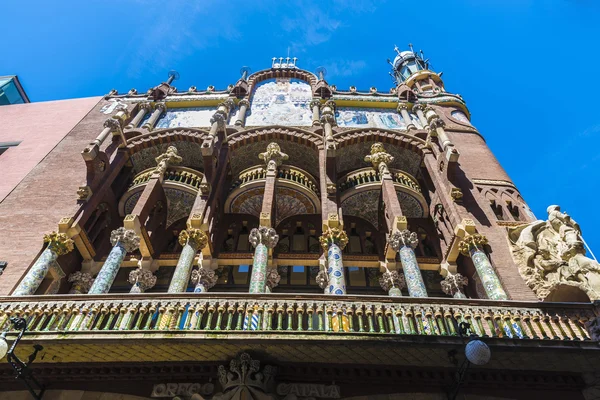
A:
[{"xmin": 508, "ymin": 205, "xmax": 600, "ymax": 301}]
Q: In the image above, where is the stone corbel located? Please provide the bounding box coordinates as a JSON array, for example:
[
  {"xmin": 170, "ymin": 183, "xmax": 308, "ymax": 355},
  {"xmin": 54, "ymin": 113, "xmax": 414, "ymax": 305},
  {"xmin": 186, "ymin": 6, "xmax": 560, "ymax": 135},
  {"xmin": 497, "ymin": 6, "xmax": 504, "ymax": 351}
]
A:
[
  {"xmin": 123, "ymin": 214, "xmax": 154, "ymax": 258},
  {"xmin": 384, "ymin": 216, "xmax": 408, "ymax": 262},
  {"xmin": 58, "ymin": 216, "xmax": 96, "ymax": 261},
  {"xmin": 445, "ymin": 218, "xmax": 477, "ymax": 264}
]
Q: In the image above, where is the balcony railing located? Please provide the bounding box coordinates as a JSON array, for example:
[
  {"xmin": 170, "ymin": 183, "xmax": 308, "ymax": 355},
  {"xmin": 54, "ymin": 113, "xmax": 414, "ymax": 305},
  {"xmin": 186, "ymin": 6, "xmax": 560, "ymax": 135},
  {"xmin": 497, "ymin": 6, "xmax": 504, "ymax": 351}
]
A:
[
  {"xmin": 130, "ymin": 166, "xmax": 204, "ymax": 191},
  {"xmin": 0, "ymin": 293, "xmax": 593, "ymax": 342},
  {"xmin": 230, "ymin": 165, "xmax": 319, "ymax": 195},
  {"xmin": 338, "ymin": 167, "xmax": 420, "ymax": 193}
]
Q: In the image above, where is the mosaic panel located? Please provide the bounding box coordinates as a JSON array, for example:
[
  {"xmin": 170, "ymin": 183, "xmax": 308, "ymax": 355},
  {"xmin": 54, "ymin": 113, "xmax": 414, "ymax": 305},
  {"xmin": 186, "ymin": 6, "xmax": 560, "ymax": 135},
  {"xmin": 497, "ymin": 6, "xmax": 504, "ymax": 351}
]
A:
[
  {"xmin": 155, "ymin": 107, "xmax": 218, "ymax": 128},
  {"xmin": 229, "ymin": 140, "xmax": 319, "ymax": 178},
  {"xmin": 337, "ymin": 140, "xmax": 421, "ymax": 176},
  {"xmin": 275, "ymin": 187, "xmax": 317, "ymax": 226},
  {"xmin": 130, "ymin": 142, "xmax": 204, "ymax": 174},
  {"xmin": 451, "ymin": 110, "xmax": 471, "ymax": 125},
  {"xmin": 164, "ymin": 188, "xmax": 196, "ymax": 228},
  {"xmin": 230, "ymin": 187, "xmax": 264, "ymax": 217},
  {"xmin": 396, "ymin": 191, "xmax": 425, "ymax": 217},
  {"xmin": 336, "ymin": 107, "xmax": 407, "ymax": 130},
  {"xmin": 241, "ymin": 79, "xmax": 312, "ymax": 126},
  {"xmin": 341, "ymin": 190, "xmax": 381, "ymax": 228}
]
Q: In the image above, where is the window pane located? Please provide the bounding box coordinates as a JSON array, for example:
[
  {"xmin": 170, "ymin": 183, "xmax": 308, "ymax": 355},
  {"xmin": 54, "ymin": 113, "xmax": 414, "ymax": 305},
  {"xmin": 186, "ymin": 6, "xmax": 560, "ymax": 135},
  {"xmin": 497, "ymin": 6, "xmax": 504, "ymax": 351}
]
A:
[
  {"xmin": 290, "ymin": 265, "xmax": 306, "ymax": 285},
  {"xmin": 233, "ymin": 265, "xmax": 250, "ymax": 284},
  {"xmin": 348, "ymin": 266, "xmax": 366, "ymax": 286}
]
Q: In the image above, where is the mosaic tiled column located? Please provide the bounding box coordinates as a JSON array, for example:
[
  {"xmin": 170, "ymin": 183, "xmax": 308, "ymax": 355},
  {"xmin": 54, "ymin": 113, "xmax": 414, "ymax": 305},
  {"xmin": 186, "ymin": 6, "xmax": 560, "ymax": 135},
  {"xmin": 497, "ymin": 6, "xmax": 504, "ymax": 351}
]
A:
[
  {"xmin": 458, "ymin": 234, "xmax": 508, "ymax": 300},
  {"xmin": 128, "ymin": 264, "xmax": 157, "ymax": 293},
  {"xmin": 248, "ymin": 227, "xmax": 279, "ymax": 293},
  {"xmin": 190, "ymin": 266, "xmax": 218, "ymax": 293},
  {"xmin": 388, "ymin": 230, "xmax": 428, "ymax": 298},
  {"xmin": 379, "ymin": 269, "xmax": 406, "ymax": 297},
  {"xmin": 168, "ymin": 229, "xmax": 208, "ymax": 293},
  {"xmin": 13, "ymin": 232, "xmax": 74, "ymax": 296},
  {"xmin": 88, "ymin": 228, "xmax": 140, "ymax": 294},
  {"xmin": 440, "ymin": 272, "xmax": 468, "ymax": 299},
  {"xmin": 320, "ymin": 227, "xmax": 349, "ymax": 295},
  {"xmin": 68, "ymin": 271, "xmax": 95, "ymax": 294}
]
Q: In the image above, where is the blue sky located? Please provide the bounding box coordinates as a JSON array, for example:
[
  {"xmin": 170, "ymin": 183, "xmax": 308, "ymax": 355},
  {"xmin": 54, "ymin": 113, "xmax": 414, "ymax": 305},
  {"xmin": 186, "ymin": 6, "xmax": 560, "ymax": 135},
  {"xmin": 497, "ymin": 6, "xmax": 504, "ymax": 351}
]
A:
[{"xmin": 2, "ymin": 0, "xmax": 600, "ymax": 253}]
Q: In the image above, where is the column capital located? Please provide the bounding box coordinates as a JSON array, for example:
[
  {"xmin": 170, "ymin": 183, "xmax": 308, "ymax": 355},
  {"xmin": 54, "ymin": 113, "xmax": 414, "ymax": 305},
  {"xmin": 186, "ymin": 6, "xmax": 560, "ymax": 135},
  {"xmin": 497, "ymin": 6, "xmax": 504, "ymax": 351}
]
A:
[
  {"xmin": 379, "ymin": 270, "xmax": 406, "ymax": 292},
  {"xmin": 137, "ymin": 101, "xmax": 152, "ymax": 111},
  {"xmin": 154, "ymin": 102, "xmax": 167, "ymax": 112},
  {"xmin": 387, "ymin": 229, "xmax": 418, "ymax": 251},
  {"xmin": 154, "ymin": 145, "xmax": 182, "ymax": 177},
  {"xmin": 210, "ymin": 110, "xmax": 227, "ymax": 127},
  {"xmin": 429, "ymin": 116, "xmax": 446, "ymax": 129},
  {"xmin": 128, "ymin": 264, "xmax": 157, "ymax": 293},
  {"xmin": 319, "ymin": 113, "xmax": 336, "ymax": 125},
  {"xmin": 319, "ymin": 227, "xmax": 348, "ymax": 250},
  {"xmin": 364, "ymin": 142, "xmax": 394, "ymax": 176},
  {"xmin": 440, "ymin": 272, "xmax": 468, "ymax": 296},
  {"xmin": 219, "ymin": 98, "xmax": 236, "ymax": 112},
  {"xmin": 190, "ymin": 266, "xmax": 218, "ymax": 290},
  {"xmin": 238, "ymin": 99, "xmax": 250, "ymax": 108},
  {"xmin": 43, "ymin": 232, "xmax": 75, "ymax": 256},
  {"xmin": 310, "ymin": 99, "xmax": 322, "ymax": 108},
  {"xmin": 396, "ymin": 103, "xmax": 410, "ymax": 112},
  {"xmin": 103, "ymin": 117, "xmax": 122, "ymax": 132},
  {"xmin": 316, "ymin": 268, "xmax": 329, "ymax": 289},
  {"xmin": 458, "ymin": 233, "xmax": 488, "ymax": 255},
  {"xmin": 249, "ymin": 226, "xmax": 279, "ymax": 249},
  {"xmin": 110, "ymin": 227, "xmax": 140, "ymax": 252},
  {"xmin": 179, "ymin": 228, "xmax": 208, "ymax": 249},
  {"xmin": 412, "ymin": 103, "xmax": 427, "ymax": 112},
  {"xmin": 258, "ymin": 142, "xmax": 289, "ymax": 172}
]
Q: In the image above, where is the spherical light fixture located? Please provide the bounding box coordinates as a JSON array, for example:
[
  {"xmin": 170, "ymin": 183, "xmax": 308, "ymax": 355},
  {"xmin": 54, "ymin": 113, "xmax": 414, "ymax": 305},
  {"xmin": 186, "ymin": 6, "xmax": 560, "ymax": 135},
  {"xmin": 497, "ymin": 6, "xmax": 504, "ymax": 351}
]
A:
[{"xmin": 465, "ymin": 338, "xmax": 491, "ymax": 366}]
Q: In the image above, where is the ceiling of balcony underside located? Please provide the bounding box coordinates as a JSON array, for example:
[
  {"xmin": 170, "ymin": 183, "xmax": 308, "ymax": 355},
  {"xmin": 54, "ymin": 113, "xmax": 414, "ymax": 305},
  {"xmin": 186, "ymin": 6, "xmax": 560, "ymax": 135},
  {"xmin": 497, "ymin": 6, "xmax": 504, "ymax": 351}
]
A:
[{"xmin": 130, "ymin": 141, "xmax": 204, "ymax": 175}]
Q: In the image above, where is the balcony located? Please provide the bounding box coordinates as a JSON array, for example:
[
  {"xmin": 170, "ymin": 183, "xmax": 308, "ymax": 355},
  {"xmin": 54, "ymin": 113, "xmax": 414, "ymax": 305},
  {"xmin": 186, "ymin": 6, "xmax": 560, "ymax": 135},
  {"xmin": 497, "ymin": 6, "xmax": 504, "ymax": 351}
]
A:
[
  {"xmin": 338, "ymin": 167, "xmax": 420, "ymax": 194},
  {"xmin": 130, "ymin": 166, "xmax": 204, "ymax": 191},
  {"xmin": 0, "ymin": 293, "xmax": 595, "ymax": 365},
  {"xmin": 230, "ymin": 164, "xmax": 319, "ymax": 196}
]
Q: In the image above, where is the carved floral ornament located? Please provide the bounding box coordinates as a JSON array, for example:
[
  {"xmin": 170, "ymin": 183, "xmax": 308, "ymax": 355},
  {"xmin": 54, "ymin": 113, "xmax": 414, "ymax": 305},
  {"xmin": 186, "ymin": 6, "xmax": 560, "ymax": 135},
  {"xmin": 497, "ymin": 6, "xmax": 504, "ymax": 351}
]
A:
[
  {"xmin": 258, "ymin": 142, "xmax": 289, "ymax": 172},
  {"xmin": 43, "ymin": 232, "xmax": 75, "ymax": 256},
  {"xmin": 440, "ymin": 273, "xmax": 468, "ymax": 296},
  {"xmin": 191, "ymin": 266, "xmax": 218, "ymax": 290},
  {"xmin": 110, "ymin": 227, "xmax": 140, "ymax": 252},
  {"xmin": 387, "ymin": 229, "xmax": 418, "ymax": 251},
  {"xmin": 214, "ymin": 352, "xmax": 277, "ymax": 400},
  {"xmin": 179, "ymin": 228, "xmax": 208, "ymax": 249},
  {"xmin": 379, "ymin": 270, "xmax": 406, "ymax": 292},
  {"xmin": 458, "ymin": 234, "xmax": 488, "ymax": 256},
  {"xmin": 364, "ymin": 142, "xmax": 394, "ymax": 176},
  {"xmin": 68, "ymin": 271, "xmax": 95, "ymax": 293},
  {"xmin": 128, "ymin": 263, "xmax": 157, "ymax": 293},
  {"xmin": 154, "ymin": 145, "xmax": 182, "ymax": 176},
  {"xmin": 265, "ymin": 268, "xmax": 281, "ymax": 290},
  {"xmin": 319, "ymin": 227, "xmax": 348, "ymax": 250},
  {"xmin": 509, "ymin": 205, "xmax": 600, "ymax": 301},
  {"xmin": 249, "ymin": 226, "xmax": 279, "ymax": 249}
]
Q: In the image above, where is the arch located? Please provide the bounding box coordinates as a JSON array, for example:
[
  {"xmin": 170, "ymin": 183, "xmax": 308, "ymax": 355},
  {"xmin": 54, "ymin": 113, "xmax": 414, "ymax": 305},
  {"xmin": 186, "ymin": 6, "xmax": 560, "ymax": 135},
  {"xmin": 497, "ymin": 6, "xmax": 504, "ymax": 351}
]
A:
[
  {"xmin": 545, "ymin": 284, "xmax": 591, "ymax": 303},
  {"xmin": 246, "ymin": 68, "xmax": 319, "ymax": 97},
  {"xmin": 228, "ymin": 126, "xmax": 323, "ymax": 177},
  {"xmin": 125, "ymin": 128, "xmax": 210, "ymax": 174}
]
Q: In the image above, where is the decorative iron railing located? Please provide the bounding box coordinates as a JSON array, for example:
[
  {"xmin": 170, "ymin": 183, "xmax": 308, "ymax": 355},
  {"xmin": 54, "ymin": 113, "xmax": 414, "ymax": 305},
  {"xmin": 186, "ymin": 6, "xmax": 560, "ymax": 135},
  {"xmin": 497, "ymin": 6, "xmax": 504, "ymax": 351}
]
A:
[
  {"xmin": 230, "ymin": 165, "xmax": 319, "ymax": 195},
  {"xmin": 338, "ymin": 168, "xmax": 420, "ymax": 193},
  {"xmin": 130, "ymin": 166, "xmax": 204, "ymax": 190},
  {"xmin": 0, "ymin": 294, "xmax": 594, "ymax": 341}
]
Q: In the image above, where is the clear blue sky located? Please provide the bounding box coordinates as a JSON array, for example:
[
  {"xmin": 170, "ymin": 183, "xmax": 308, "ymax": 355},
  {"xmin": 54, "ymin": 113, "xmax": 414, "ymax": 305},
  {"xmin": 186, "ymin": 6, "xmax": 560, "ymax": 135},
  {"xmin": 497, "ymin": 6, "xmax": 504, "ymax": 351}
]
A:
[{"xmin": 2, "ymin": 0, "xmax": 599, "ymax": 253}]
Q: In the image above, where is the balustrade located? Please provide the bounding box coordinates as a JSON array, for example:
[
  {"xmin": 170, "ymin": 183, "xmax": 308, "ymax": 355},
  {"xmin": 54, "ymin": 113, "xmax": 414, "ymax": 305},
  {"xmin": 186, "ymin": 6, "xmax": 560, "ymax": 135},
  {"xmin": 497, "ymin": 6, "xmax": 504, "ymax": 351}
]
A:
[
  {"xmin": 339, "ymin": 168, "xmax": 421, "ymax": 193},
  {"xmin": 230, "ymin": 164, "xmax": 319, "ymax": 195},
  {"xmin": 130, "ymin": 166, "xmax": 204, "ymax": 190},
  {"xmin": 0, "ymin": 294, "xmax": 593, "ymax": 342}
]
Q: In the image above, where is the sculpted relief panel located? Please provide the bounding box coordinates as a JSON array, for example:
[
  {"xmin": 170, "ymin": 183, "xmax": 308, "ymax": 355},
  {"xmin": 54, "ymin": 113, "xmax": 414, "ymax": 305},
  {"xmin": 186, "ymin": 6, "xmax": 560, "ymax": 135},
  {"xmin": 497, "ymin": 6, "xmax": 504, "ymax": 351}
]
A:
[
  {"xmin": 509, "ymin": 205, "xmax": 600, "ymax": 301},
  {"xmin": 155, "ymin": 107, "xmax": 218, "ymax": 128},
  {"xmin": 335, "ymin": 107, "xmax": 421, "ymax": 130},
  {"xmin": 241, "ymin": 79, "xmax": 313, "ymax": 126}
]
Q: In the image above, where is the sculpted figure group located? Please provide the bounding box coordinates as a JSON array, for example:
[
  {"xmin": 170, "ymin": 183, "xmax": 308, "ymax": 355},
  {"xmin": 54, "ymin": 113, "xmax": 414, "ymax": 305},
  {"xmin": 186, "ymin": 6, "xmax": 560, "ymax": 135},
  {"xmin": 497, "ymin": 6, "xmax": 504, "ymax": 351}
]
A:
[{"xmin": 509, "ymin": 205, "xmax": 600, "ymax": 301}]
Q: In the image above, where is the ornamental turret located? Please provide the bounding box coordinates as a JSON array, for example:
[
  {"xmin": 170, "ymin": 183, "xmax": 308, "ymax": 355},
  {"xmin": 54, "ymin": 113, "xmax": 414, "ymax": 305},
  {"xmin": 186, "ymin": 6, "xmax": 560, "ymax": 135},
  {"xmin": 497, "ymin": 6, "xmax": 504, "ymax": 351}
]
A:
[{"xmin": 388, "ymin": 44, "xmax": 445, "ymax": 95}]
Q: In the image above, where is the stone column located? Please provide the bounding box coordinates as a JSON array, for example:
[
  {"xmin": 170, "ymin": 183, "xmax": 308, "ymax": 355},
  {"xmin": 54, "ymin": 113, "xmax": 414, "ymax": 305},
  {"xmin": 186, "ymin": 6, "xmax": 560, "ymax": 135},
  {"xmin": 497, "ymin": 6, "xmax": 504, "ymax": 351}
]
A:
[
  {"xmin": 440, "ymin": 272, "xmax": 468, "ymax": 299},
  {"xmin": 388, "ymin": 230, "xmax": 428, "ymax": 298},
  {"xmin": 13, "ymin": 232, "xmax": 74, "ymax": 296},
  {"xmin": 320, "ymin": 227, "xmax": 349, "ymax": 295},
  {"xmin": 234, "ymin": 99, "xmax": 250, "ymax": 127},
  {"xmin": 412, "ymin": 104, "xmax": 429, "ymax": 129},
  {"xmin": 142, "ymin": 102, "xmax": 166, "ymax": 131},
  {"xmin": 379, "ymin": 269, "xmax": 406, "ymax": 297},
  {"xmin": 128, "ymin": 263, "xmax": 157, "ymax": 293},
  {"xmin": 68, "ymin": 271, "xmax": 95, "ymax": 294},
  {"xmin": 397, "ymin": 104, "xmax": 416, "ymax": 130},
  {"xmin": 168, "ymin": 229, "xmax": 208, "ymax": 293},
  {"xmin": 126, "ymin": 102, "xmax": 152, "ymax": 129},
  {"xmin": 320, "ymin": 102, "xmax": 337, "ymax": 153},
  {"xmin": 190, "ymin": 266, "xmax": 218, "ymax": 293},
  {"xmin": 258, "ymin": 142, "xmax": 289, "ymax": 226},
  {"xmin": 88, "ymin": 228, "xmax": 140, "ymax": 294},
  {"xmin": 458, "ymin": 234, "xmax": 508, "ymax": 300},
  {"xmin": 310, "ymin": 99, "xmax": 321, "ymax": 126},
  {"xmin": 248, "ymin": 227, "xmax": 279, "ymax": 293}
]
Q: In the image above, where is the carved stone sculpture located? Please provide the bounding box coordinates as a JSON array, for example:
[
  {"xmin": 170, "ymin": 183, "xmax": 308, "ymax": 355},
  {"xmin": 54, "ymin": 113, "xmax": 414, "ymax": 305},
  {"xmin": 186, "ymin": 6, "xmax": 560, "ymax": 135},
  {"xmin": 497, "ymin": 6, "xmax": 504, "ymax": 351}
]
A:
[
  {"xmin": 258, "ymin": 142, "xmax": 289, "ymax": 173},
  {"xmin": 154, "ymin": 145, "xmax": 182, "ymax": 177},
  {"xmin": 364, "ymin": 142, "xmax": 394, "ymax": 176},
  {"xmin": 508, "ymin": 205, "xmax": 600, "ymax": 301},
  {"xmin": 128, "ymin": 262, "xmax": 157, "ymax": 293},
  {"xmin": 213, "ymin": 353, "xmax": 277, "ymax": 400}
]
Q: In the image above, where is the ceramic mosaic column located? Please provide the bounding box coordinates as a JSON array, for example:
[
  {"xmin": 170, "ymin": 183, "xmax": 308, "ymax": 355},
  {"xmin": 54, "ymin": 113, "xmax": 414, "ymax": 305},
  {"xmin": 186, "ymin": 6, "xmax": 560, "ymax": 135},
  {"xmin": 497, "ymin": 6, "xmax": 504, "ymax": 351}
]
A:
[
  {"xmin": 88, "ymin": 228, "xmax": 140, "ymax": 294},
  {"xmin": 248, "ymin": 227, "xmax": 279, "ymax": 293},
  {"xmin": 319, "ymin": 227, "xmax": 349, "ymax": 295},
  {"xmin": 68, "ymin": 272, "xmax": 95, "ymax": 294},
  {"xmin": 379, "ymin": 269, "xmax": 406, "ymax": 297},
  {"xmin": 128, "ymin": 263, "xmax": 157, "ymax": 293},
  {"xmin": 388, "ymin": 230, "xmax": 428, "ymax": 298},
  {"xmin": 458, "ymin": 234, "xmax": 508, "ymax": 300},
  {"xmin": 441, "ymin": 272, "xmax": 468, "ymax": 299},
  {"xmin": 191, "ymin": 266, "xmax": 218, "ymax": 293},
  {"xmin": 13, "ymin": 232, "xmax": 74, "ymax": 296},
  {"xmin": 168, "ymin": 229, "xmax": 208, "ymax": 293}
]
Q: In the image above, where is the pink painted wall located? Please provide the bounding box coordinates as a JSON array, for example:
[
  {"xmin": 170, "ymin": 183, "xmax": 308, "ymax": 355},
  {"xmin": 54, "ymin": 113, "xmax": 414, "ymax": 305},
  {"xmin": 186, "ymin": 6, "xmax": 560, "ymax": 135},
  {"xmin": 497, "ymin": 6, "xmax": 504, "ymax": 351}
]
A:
[{"xmin": 0, "ymin": 97, "xmax": 101, "ymax": 202}]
